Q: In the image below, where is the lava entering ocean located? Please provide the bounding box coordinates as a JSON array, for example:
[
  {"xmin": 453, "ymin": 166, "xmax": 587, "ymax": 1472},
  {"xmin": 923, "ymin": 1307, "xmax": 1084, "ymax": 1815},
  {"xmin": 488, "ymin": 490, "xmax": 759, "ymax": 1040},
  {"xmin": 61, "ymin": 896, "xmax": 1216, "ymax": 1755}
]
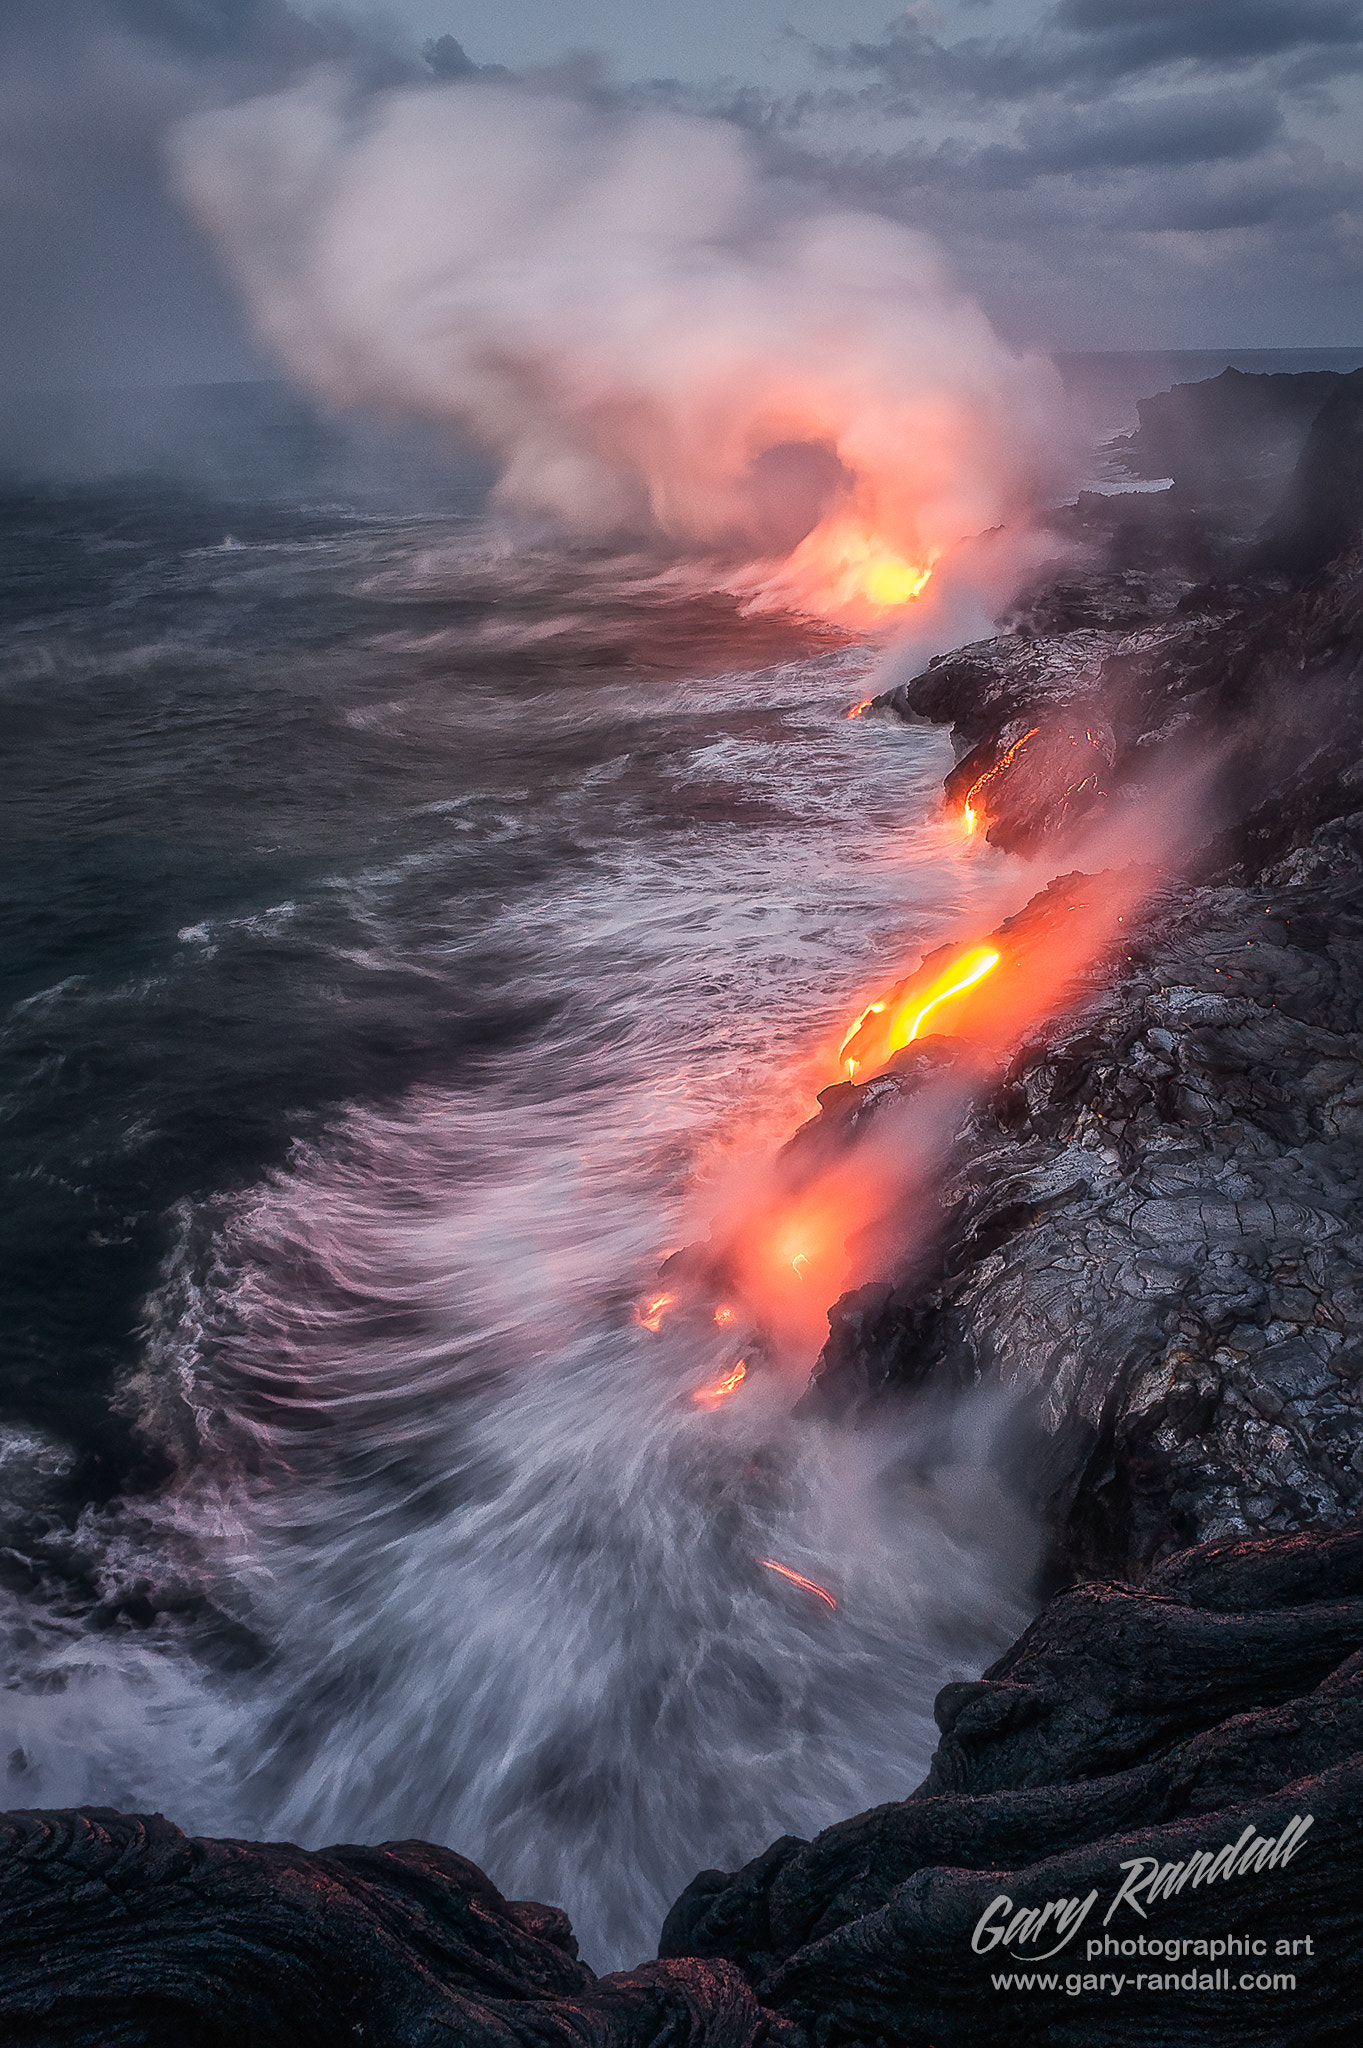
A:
[
  {"xmin": 759, "ymin": 516, "xmax": 939, "ymax": 625},
  {"xmin": 645, "ymin": 859, "xmax": 1163, "ymax": 1385},
  {"xmin": 961, "ymin": 728, "xmax": 1041, "ymax": 836},
  {"xmin": 174, "ymin": 76, "xmax": 1071, "ymax": 628},
  {"xmin": 954, "ymin": 723, "xmax": 1116, "ymax": 851}
]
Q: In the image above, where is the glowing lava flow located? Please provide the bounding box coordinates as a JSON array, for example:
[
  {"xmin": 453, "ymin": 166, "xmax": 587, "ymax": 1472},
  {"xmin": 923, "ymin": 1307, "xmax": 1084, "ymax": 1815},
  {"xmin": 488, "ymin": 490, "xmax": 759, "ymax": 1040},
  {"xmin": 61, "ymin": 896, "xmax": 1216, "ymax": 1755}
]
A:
[
  {"xmin": 773, "ymin": 517, "xmax": 937, "ymax": 624},
  {"xmin": 839, "ymin": 944, "xmax": 1000, "ymax": 1078},
  {"xmin": 895, "ymin": 946, "xmax": 1000, "ymax": 1050},
  {"xmin": 692, "ymin": 1360, "xmax": 747, "ymax": 1408},
  {"xmin": 962, "ymin": 728, "xmax": 1040, "ymax": 835},
  {"xmin": 642, "ymin": 860, "xmax": 1169, "ymax": 1404},
  {"xmin": 759, "ymin": 1560, "xmax": 838, "ymax": 1610},
  {"xmin": 637, "ymin": 1293, "xmax": 675, "ymax": 1333}
]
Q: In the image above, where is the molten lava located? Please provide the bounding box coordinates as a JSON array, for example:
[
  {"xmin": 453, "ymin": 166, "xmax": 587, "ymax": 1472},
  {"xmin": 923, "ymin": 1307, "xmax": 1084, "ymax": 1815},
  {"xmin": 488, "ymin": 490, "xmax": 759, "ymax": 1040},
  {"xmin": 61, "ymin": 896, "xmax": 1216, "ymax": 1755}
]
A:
[
  {"xmin": 895, "ymin": 946, "xmax": 1001, "ymax": 1049},
  {"xmin": 759, "ymin": 1559, "xmax": 837, "ymax": 1610},
  {"xmin": 646, "ymin": 868, "xmax": 1162, "ymax": 1388},
  {"xmin": 637, "ymin": 1292, "xmax": 675, "ymax": 1333},
  {"xmin": 961, "ymin": 727, "xmax": 1040, "ymax": 835},
  {"xmin": 776, "ymin": 515, "xmax": 936, "ymax": 624},
  {"xmin": 955, "ymin": 723, "xmax": 1114, "ymax": 850},
  {"xmin": 692, "ymin": 1360, "xmax": 747, "ymax": 1408},
  {"xmin": 840, "ymin": 944, "xmax": 1000, "ymax": 1078}
]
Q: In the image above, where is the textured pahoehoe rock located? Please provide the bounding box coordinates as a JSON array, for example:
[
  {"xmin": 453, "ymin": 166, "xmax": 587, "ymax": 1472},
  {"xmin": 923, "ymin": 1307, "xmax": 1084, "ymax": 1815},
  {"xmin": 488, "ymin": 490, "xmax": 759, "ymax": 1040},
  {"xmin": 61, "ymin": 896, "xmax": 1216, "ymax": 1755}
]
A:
[
  {"xmin": 830, "ymin": 371, "xmax": 1363, "ymax": 1576},
  {"xmin": 882, "ymin": 370, "xmax": 1363, "ymax": 870},
  {"xmin": 0, "ymin": 1810, "xmax": 790, "ymax": 2047},
  {"xmin": 661, "ymin": 1523, "xmax": 1363, "ymax": 2045},
  {"xmin": 798, "ymin": 844, "xmax": 1363, "ymax": 1579}
]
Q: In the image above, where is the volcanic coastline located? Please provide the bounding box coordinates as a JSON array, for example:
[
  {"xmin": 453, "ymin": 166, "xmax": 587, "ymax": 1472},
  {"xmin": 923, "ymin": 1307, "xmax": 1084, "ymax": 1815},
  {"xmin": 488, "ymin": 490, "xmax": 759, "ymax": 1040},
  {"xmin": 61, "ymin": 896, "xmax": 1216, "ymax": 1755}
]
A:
[{"xmin": 6, "ymin": 367, "xmax": 1363, "ymax": 2045}]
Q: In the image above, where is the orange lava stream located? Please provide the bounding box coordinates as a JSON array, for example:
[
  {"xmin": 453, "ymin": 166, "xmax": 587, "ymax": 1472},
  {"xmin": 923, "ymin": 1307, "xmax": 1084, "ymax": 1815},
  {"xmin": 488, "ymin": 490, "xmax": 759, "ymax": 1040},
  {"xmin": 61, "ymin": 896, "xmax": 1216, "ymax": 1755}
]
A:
[
  {"xmin": 890, "ymin": 945, "xmax": 1001, "ymax": 1053},
  {"xmin": 840, "ymin": 944, "xmax": 1000, "ymax": 1078},
  {"xmin": 759, "ymin": 1559, "xmax": 838, "ymax": 1610},
  {"xmin": 962, "ymin": 727, "xmax": 1040, "ymax": 835},
  {"xmin": 642, "ymin": 843, "xmax": 1163, "ymax": 1416},
  {"xmin": 702, "ymin": 867, "xmax": 1159, "ymax": 1357},
  {"xmin": 692, "ymin": 1360, "xmax": 747, "ymax": 1408},
  {"xmin": 637, "ymin": 1292, "xmax": 675, "ymax": 1333}
]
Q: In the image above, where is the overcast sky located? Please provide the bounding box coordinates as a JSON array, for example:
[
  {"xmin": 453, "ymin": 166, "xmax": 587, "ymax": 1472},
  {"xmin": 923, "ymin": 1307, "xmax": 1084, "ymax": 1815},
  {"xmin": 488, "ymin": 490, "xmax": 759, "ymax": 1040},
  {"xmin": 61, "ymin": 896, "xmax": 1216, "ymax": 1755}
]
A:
[{"xmin": 3, "ymin": 1, "xmax": 1362, "ymax": 392}]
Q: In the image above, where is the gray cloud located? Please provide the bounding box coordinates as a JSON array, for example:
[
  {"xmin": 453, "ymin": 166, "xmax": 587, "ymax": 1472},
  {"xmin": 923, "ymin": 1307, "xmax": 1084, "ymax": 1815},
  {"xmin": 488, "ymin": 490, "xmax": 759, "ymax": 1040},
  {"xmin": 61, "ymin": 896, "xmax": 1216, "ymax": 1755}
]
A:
[
  {"xmin": 689, "ymin": 2, "xmax": 1363, "ymax": 346},
  {"xmin": 2, "ymin": 0, "xmax": 1359, "ymax": 395},
  {"xmin": 814, "ymin": 0, "xmax": 1363, "ymax": 109},
  {"xmin": 983, "ymin": 92, "xmax": 1283, "ymax": 182},
  {"xmin": 0, "ymin": 0, "xmax": 431, "ymax": 391},
  {"xmin": 1052, "ymin": 0, "xmax": 1363, "ymax": 66}
]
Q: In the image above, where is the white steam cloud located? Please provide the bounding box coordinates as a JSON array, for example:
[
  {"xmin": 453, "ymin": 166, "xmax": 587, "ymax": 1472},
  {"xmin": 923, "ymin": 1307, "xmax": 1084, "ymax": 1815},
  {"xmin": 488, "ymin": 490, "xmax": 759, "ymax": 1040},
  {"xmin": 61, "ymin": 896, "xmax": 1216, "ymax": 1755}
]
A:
[{"xmin": 172, "ymin": 76, "xmax": 1071, "ymax": 617}]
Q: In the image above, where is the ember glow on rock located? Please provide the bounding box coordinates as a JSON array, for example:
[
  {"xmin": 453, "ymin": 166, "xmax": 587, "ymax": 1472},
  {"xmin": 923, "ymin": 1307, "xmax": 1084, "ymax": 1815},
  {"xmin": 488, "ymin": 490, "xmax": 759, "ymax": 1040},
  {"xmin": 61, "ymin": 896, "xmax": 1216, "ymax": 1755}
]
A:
[{"xmin": 759, "ymin": 1560, "xmax": 838, "ymax": 1611}]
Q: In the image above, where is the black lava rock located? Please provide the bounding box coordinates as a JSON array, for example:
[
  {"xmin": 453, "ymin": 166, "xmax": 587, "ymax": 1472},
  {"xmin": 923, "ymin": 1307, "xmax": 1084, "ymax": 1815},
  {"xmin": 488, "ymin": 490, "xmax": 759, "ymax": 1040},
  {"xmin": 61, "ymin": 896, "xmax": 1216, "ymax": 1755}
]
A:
[
  {"xmin": 661, "ymin": 1522, "xmax": 1363, "ymax": 2046},
  {"xmin": 0, "ymin": 1809, "xmax": 792, "ymax": 2047}
]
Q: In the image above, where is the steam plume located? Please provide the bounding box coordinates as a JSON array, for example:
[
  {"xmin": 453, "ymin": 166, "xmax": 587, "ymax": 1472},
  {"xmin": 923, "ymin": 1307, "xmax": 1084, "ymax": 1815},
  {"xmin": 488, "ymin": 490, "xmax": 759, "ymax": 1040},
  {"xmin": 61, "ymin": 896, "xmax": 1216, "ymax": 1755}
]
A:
[{"xmin": 171, "ymin": 75, "xmax": 1071, "ymax": 618}]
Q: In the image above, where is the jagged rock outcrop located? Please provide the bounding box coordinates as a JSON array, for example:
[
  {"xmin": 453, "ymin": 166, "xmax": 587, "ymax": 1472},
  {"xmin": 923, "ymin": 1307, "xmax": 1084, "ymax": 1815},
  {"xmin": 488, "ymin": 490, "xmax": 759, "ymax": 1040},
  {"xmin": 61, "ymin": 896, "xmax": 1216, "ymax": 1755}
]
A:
[
  {"xmin": 1110, "ymin": 364, "xmax": 1347, "ymax": 504},
  {"xmin": 822, "ymin": 371, "xmax": 1363, "ymax": 1572},
  {"xmin": 661, "ymin": 1522, "xmax": 1363, "ymax": 2046},
  {"xmin": 1255, "ymin": 369, "xmax": 1363, "ymax": 578},
  {"xmin": 881, "ymin": 371, "xmax": 1363, "ymax": 862},
  {"xmin": 0, "ymin": 1810, "xmax": 789, "ymax": 2048}
]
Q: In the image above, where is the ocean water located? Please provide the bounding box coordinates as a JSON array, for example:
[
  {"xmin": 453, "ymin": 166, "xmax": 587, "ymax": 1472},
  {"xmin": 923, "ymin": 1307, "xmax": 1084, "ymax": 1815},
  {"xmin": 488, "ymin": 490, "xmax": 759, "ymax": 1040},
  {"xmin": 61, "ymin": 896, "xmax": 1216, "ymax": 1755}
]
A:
[{"xmin": 0, "ymin": 482, "xmax": 1033, "ymax": 1965}]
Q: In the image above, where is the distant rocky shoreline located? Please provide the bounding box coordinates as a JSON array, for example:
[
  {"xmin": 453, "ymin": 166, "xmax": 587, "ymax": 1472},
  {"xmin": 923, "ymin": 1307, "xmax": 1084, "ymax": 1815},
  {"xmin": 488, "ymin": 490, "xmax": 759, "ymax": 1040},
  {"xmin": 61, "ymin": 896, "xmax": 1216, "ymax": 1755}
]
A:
[{"xmin": 6, "ymin": 367, "xmax": 1363, "ymax": 2045}]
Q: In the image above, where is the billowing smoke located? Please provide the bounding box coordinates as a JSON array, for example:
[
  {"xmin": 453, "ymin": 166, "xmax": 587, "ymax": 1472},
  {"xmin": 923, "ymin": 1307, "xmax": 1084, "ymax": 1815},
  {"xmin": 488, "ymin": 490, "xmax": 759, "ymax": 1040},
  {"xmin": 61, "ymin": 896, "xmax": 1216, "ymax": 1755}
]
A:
[{"xmin": 171, "ymin": 75, "xmax": 1072, "ymax": 619}]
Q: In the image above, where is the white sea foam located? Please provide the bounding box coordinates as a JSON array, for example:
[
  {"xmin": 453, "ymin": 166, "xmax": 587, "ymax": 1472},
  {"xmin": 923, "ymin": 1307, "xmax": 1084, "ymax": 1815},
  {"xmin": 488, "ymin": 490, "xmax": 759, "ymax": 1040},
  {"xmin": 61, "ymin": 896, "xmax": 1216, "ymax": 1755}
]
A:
[{"xmin": 2, "ymin": 583, "xmax": 1036, "ymax": 1969}]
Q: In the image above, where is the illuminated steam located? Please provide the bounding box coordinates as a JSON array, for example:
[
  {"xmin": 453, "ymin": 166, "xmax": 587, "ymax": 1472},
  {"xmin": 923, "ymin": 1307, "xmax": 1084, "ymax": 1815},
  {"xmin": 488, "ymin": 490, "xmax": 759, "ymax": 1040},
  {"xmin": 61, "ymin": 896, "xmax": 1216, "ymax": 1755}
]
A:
[{"xmin": 170, "ymin": 75, "xmax": 1071, "ymax": 618}]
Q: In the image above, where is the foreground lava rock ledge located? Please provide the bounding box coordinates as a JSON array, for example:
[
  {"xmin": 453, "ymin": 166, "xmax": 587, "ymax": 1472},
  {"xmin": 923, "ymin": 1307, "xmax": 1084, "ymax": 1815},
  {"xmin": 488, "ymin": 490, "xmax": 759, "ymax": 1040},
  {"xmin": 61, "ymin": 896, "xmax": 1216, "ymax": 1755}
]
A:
[{"xmin": 4, "ymin": 1525, "xmax": 1362, "ymax": 2044}]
